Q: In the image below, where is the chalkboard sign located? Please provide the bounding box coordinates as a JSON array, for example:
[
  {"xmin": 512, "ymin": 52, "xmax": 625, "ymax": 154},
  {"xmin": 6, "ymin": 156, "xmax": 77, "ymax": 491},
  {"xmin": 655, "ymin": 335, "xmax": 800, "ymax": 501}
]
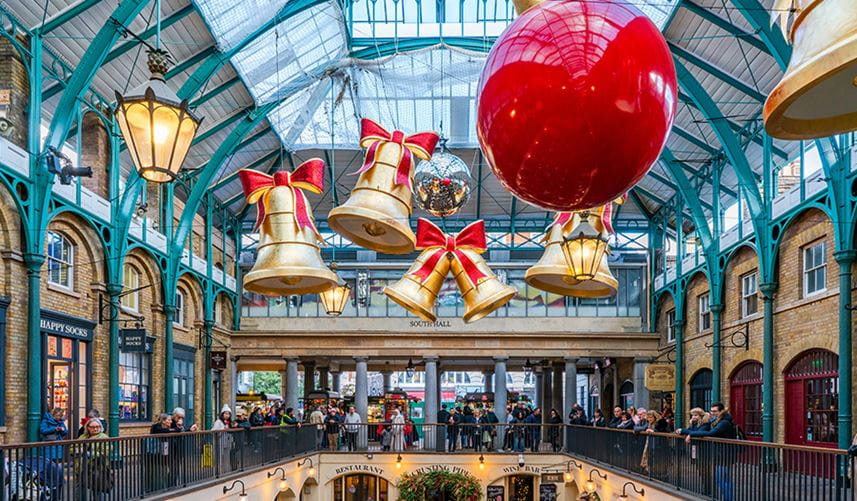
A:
[
  {"xmin": 487, "ymin": 485, "xmax": 504, "ymax": 501},
  {"xmin": 539, "ymin": 484, "xmax": 557, "ymax": 501}
]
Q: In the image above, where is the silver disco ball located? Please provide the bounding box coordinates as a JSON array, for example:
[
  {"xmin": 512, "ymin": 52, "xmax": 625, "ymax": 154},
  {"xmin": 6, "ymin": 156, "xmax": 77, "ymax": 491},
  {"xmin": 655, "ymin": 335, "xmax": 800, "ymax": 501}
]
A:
[{"xmin": 413, "ymin": 150, "xmax": 472, "ymax": 217}]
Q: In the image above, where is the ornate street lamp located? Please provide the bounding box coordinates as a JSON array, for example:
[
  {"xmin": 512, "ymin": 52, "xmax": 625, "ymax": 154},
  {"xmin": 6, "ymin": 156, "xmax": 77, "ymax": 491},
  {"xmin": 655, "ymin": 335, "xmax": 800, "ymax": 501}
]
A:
[
  {"xmin": 320, "ymin": 264, "xmax": 351, "ymax": 316},
  {"xmin": 405, "ymin": 358, "xmax": 416, "ymax": 379},
  {"xmin": 114, "ymin": 49, "xmax": 202, "ymax": 183},
  {"xmin": 561, "ymin": 212, "xmax": 608, "ymax": 282}
]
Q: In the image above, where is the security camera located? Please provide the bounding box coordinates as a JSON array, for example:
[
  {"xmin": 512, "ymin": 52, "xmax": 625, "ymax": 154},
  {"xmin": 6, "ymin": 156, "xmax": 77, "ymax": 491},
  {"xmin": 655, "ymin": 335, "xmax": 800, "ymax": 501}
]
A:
[
  {"xmin": 517, "ymin": 454, "xmax": 525, "ymax": 468},
  {"xmin": 46, "ymin": 147, "xmax": 93, "ymax": 185}
]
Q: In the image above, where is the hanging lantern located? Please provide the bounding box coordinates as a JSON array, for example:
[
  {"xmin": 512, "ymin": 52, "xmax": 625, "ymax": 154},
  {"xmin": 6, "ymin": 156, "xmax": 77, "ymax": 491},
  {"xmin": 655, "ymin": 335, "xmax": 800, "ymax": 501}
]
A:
[
  {"xmin": 406, "ymin": 358, "xmax": 415, "ymax": 378},
  {"xmin": 320, "ymin": 279, "xmax": 351, "ymax": 316},
  {"xmin": 114, "ymin": 49, "xmax": 202, "ymax": 183},
  {"xmin": 561, "ymin": 212, "xmax": 608, "ymax": 282}
]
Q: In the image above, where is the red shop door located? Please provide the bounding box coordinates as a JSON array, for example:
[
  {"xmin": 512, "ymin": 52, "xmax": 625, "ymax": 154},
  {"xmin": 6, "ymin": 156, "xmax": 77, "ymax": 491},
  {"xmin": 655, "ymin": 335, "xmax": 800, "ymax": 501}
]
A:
[
  {"xmin": 785, "ymin": 380, "xmax": 805, "ymax": 445},
  {"xmin": 730, "ymin": 385, "xmax": 745, "ymax": 433}
]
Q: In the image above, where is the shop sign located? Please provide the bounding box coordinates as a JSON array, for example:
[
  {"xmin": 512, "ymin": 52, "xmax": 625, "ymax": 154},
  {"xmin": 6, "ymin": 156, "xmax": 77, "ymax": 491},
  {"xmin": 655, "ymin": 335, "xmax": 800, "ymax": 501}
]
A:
[
  {"xmin": 210, "ymin": 351, "xmax": 227, "ymax": 370},
  {"xmin": 540, "ymin": 472, "xmax": 564, "ymax": 483},
  {"xmin": 40, "ymin": 310, "xmax": 94, "ymax": 341},
  {"xmin": 120, "ymin": 329, "xmax": 154, "ymax": 353},
  {"xmin": 487, "ymin": 485, "xmax": 504, "ymax": 501},
  {"xmin": 645, "ymin": 363, "xmax": 675, "ymax": 392},
  {"xmin": 333, "ymin": 465, "xmax": 385, "ymax": 476},
  {"xmin": 412, "ymin": 464, "xmax": 471, "ymax": 476},
  {"xmin": 502, "ymin": 465, "xmax": 542, "ymax": 474},
  {"xmin": 409, "ymin": 320, "xmax": 452, "ymax": 328},
  {"xmin": 539, "ymin": 484, "xmax": 557, "ymax": 501}
]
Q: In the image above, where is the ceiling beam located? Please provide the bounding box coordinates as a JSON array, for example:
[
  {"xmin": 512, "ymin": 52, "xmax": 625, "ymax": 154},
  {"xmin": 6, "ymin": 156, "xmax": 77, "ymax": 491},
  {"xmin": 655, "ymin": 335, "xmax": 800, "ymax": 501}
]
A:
[
  {"xmin": 35, "ymin": 0, "xmax": 101, "ymax": 34},
  {"xmin": 681, "ymin": 0, "xmax": 771, "ymax": 56},
  {"xmin": 669, "ymin": 42, "xmax": 765, "ymax": 103}
]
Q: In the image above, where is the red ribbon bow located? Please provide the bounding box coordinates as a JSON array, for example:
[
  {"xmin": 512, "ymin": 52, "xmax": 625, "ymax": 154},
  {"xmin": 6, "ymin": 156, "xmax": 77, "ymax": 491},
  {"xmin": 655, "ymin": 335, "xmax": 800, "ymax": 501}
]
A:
[
  {"xmin": 411, "ymin": 218, "xmax": 487, "ymax": 286},
  {"xmin": 547, "ymin": 193, "xmax": 628, "ymax": 236},
  {"xmin": 238, "ymin": 159, "xmax": 325, "ymax": 238},
  {"xmin": 355, "ymin": 118, "xmax": 439, "ymax": 189}
]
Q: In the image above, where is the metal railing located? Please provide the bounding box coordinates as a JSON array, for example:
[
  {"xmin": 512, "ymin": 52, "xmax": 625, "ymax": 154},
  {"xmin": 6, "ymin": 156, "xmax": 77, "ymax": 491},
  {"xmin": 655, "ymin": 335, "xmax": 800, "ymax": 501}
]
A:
[
  {"xmin": 566, "ymin": 425, "xmax": 856, "ymax": 501},
  {"xmin": 0, "ymin": 426, "xmax": 315, "ymax": 500}
]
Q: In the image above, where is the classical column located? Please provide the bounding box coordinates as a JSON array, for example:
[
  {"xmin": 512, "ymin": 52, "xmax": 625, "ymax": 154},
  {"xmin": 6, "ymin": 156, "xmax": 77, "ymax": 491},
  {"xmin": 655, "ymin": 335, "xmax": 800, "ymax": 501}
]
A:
[
  {"xmin": 553, "ymin": 363, "xmax": 564, "ymax": 415},
  {"xmin": 285, "ymin": 358, "xmax": 300, "ymax": 412},
  {"xmin": 673, "ymin": 316, "xmax": 686, "ymax": 429},
  {"xmin": 106, "ymin": 282, "xmax": 123, "ymax": 436},
  {"xmin": 564, "ymin": 358, "xmax": 577, "ymax": 423},
  {"xmin": 611, "ymin": 365, "xmax": 619, "ymax": 407},
  {"xmin": 355, "ymin": 357, "xmax": 369, "ymax": 448},
  {"xmin": 330, "ymin": 370, "xmax": 341, "ymax": 393},
  {"xmin": 483, "ymin": 371, "xmax": 493, "ymax": 393},
  {"xmin": 202, "ymin": 319, "xmax": 215, "ymax": 430},
  {"xmin": 424, "ymin": 357, "xmax": 439, "ymax": 450},
  {"xmin": 279, "ymin": 369, "xmax": 288, "ymax": 404},
  {"xmin": 494, "ymin": 357, "xmax": 508, "ymax": 424},
  {"xmin": 541, "ymin": 365, "xmax": 553, "ymax": 413},
  {"xmin": 303, "ymin": 360, "xmax": 316, "ymax": 395},
  {"xmin": 632, "ymin": 359, "xmax": 650, "ymax": 410},
  {"xmin": 534, "ymin": 368, "xmax": 544, "ymax": 410},
  {"xmin": 230, "ymin": 356, "xmax": 240, "ymax": 414},
  {"xmin": 835, "ymin": 251, "xmax": 855, "ymax": 449},
  {"xmin": 593, "ymin": 364, "xmax": 603, "ymax": 415},
  {"xmin": 318, "ymin": 366, "xmax": 329, "ymax": 391},
  {"xmin": 760, "ymin": 283, "xmax": 776, "ymax": 442},
  {"xmin": 382, "ymin": 370, "xmax": 393, "ymax": 392}
]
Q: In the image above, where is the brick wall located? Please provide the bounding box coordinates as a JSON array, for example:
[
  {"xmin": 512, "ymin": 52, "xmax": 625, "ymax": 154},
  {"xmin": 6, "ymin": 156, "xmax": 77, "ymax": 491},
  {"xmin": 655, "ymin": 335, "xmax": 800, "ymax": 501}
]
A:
[
  {"xmin": 0, "ymin": 36, "xmax": 29, "ymax": 150},
  {"xmin": 80, "ymin": 111, "xmax": 110, "ymax": 199}
]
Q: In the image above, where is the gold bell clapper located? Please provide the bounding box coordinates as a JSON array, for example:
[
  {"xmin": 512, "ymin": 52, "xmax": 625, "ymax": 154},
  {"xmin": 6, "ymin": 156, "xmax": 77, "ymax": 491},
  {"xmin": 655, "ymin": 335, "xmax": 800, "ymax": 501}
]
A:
[
  {"xmin": 525, "ymin": 212, "xmax": 581, "ymax": 295},
  {"xmin": 328, "ymin": 118, "xmax": 439, "ymax": 254},
  {"xmin": 384, "ymin": 246, "xmax": 452, "ymax": 322},
  {"xmin": 238, "ymin": 160, "xmax": 338, "ymax": 295},
  {"xmin": 385, "ymin": 218, "xmax": 515, "ymax": 323},
  {"xmin": 764, "ymin": 0, "xmax": 857, "ymax": 139}
]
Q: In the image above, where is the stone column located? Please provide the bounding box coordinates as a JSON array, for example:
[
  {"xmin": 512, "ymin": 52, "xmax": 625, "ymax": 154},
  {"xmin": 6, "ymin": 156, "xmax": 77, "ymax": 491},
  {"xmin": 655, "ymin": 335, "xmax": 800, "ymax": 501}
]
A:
[
  {"xmin": 318, "ymin": 366, "xmax": 329, "ymax": 391},
  {"xmin": 424, "ymin": 357, "xmax": 439, "ymax": 450},
  {"xmin": 632, "ymin": 359, "xmax": 650, "ymax": 410},
  {"xmin": 230, "ymin": 356, "xmax": 240, "ymax": 414},
  {"xmin": 382, "ymin": 371, "xmax": 393, "ymax": 392},
  {"xmin": 593, "ymin": 364, "xmax": 603, "ymax": 415},
  {"xmin": 483, "ymin": 371, "xmax": 493, "ymax": 393},
  {"xmin": 279, "ymin": 369, "xmax": 288, "ymax": 404},
  {"xmin": 355, "ymin": 357, "xmax": 369, "ymax": 448},
  {"xmin": 494, "ymin": 357, "xmax": 508, "ymax": 424},
  {"xmin": 612, "ymin": 365, "xmax": 619, "ymax": 407},
  {"xmin": 534, "ymin": 368, "xmax": 544, "ymax": 410},
  {"xmin": 553, "ymin": 363, "xmax": 564, "ymax": 416},
  {"xmin": 285, "ymin": 358, "xmax": 300, "ymax": 413},
  {"xmin": 564, "ymin": 358, "xmax": 577, "ymax": 424},
  {"xmin": 541, "ymin": 366, "xmax": 553, "ymax": 413},
  {"xmin": 330, "ymin": 370, "xmax": 341, "ymax": 393},
  {"xmin": 303, "ymin": 360, "xmax": 316, "ymax": 395}
]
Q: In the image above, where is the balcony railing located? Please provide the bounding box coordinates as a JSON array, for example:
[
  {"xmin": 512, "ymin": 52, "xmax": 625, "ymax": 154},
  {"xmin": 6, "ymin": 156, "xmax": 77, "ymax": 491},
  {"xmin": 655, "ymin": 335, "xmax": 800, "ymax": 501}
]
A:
[
  {"xmin": 566, "ymin": 425, "xmax": 856, "ymax": 501},
  {"xmin": 242, "ymin": 267, "xmax": 644, "ymax": 319}
]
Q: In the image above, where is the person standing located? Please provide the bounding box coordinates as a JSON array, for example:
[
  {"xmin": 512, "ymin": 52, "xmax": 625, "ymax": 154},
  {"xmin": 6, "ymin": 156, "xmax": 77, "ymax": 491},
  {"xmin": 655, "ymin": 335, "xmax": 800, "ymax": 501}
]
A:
[
  {"xmin": 39, "ymin": 407, "xmax": 68, "ymax": 461},
  {"xmin": 547, "ymin": 409, "xmax": 563, "ymax": 452},
  {"xmin": 343, "ymin": 406, "xmax": 361, "ymax": 451},
  {"xmin": 591, "ymin": 408, "xmax": 606, "ymax": 427},
  {"xmin": 310, "ymin": 406, "xmax": 325, "ymax": 448},
  {"xmin": 77, "ymin": 419, "xmax": 112, "ymax": 499},
  {"xmin": 325, "ymin": 408, "xmax": 341, "ymax": 451},
  {"xmin": 525, "ymin": 407, "xmax": 542, "ymax": 452},
  {"xmin": 391, "ymin": 409, "xmax": 405, "ymax": 451},
  {"xmin": 211, "ymin": 405, "xmax": 235, "ymax": 473}
]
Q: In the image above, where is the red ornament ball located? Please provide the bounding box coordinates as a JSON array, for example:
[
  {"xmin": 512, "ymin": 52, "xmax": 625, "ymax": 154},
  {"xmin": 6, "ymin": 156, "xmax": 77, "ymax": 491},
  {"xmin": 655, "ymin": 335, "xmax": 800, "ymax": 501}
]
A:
[{"xmin": 476, "ymin": 0, "xmax": 677, "ymax": 212}]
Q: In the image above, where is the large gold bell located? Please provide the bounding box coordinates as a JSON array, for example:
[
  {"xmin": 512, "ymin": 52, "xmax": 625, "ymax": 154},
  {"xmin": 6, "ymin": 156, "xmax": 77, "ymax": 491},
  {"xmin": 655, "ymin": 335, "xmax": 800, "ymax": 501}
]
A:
[
  {"xmin": 451, "ymin": 248, "xmax": 516, "ymax": 323},
  {"xmin": 764, "ymin": 0, "xmax": 857, "ymax": 139},
  {"xmin": 525, "ymin": 222, "xmax": 582, "ymax": 295},
  {"xmin": 244, "ymin": 185, "xmax": 338, "ymax": 295},
  {"xmin": 384, "ymin": 249, "xmax": 451, "ymax": 322},
  {"xmin": 328, "ymin": 141, "xmax": 419, "ymax": 254}
]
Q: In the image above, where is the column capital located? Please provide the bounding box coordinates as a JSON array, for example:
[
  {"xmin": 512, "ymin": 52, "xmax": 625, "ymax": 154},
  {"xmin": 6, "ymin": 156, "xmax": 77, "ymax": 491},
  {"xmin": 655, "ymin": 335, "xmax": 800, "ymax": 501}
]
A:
[
  {"xmin": 283, "ymin": 356, "xmax": 299, "ymax": 363},
  {"xmin": 563, "ymin": 357, "xmax": 578, "ymax": 364},
  {"xmin": 759, "ymin": 282, "xmax": 778, "ymax": 300},
  {"xmin": 353, "ymin": 356, "xmax": 368, "ymax": 363},
  {"xmin": 709, "ymin": 303, "xmax": 724, "ymax": 314},
  {"xmin": 23, "ymin": 252, "xmax": 46, "ymax": 269},
  {"xmin": 834, "ymin": 249, "xmax": 857, "ymax": 265},
  {"xmin": 633, "ymin": 357, "xmax": 655, "ymax": 364},
  {"xmin": 422, "ymin": 356, "xmax": 439, "ymax": 363},
  {"xmin": 493, "ymin": 356, "xmax": 509, "ymax": 362},
  {"xmin": 230, "ymin": 355, "xmax": 240, "ymax": 362}
]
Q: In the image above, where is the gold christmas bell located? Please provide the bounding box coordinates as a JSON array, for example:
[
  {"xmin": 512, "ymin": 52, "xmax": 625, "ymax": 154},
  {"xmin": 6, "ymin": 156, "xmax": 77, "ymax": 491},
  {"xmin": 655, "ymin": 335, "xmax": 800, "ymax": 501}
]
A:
[
  {"xmin": 764, "ymin": 0, "xmax": 857, "ymax": 139},
  {"xmin": 328, "ymin": 118, "xmax": 439, "ymax": 254},
  {"xmin": 525, "ymin": 214, "xmax": 581, "ymax": 295},
  {"xmin": 239, "ymin": 160, "xmax": 338, "ymax": 295},
  {"xmin": 385, "ymin": 219, "xmax": 514, "ymax": 323}
]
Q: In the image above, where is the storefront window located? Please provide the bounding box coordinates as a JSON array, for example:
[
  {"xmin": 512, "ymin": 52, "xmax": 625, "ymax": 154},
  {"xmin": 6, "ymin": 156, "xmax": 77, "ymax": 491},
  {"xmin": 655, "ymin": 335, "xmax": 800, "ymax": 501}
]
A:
[
  {"xmin": 785, "ymin": 349, "xmax": 838, "ymax": 446},
  {"xmin": 729, "ymin": 361, "xmax": 762, "ymax": 439},
  {"xmin": 44, "ymin": 326, "xmax": 92, "ymax": 437},
  {"xmin": 689, "ymin": 369, "xmax": 712, "ymax": 411},
  {"xmin": 334, "ymin": 474, "xmax": 389, "ymax": 501},
  {"xmin": 46, "ymin": 231, "xmax": 74, "ymax": 289},
  {"xmin": 119, "ymin": 351, "xmax": 150, "ymax": 421}
]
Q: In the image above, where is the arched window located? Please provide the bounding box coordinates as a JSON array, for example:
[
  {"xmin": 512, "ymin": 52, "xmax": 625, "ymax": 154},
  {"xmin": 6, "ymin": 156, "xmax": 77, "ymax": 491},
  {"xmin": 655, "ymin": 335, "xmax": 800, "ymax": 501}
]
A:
[
  {"xmin": 174, "ymin": 290, "xmax": 185, "ymax": 327},
  {"xmin": 689, "ymin": 369, "xmax": 713, "ymax": 411},
  {"xmin": 332, "ymin": 474, "xmax": 389, "ymax": 501},
  {"xmin": 785, "ymin": 349, "xmax": 838, "ymax": 446},
  {"xmin": 46, "ymin": 231, "xmax": 74, "ymax": 289},
  {"xmin": 121, "ymin": 264, "xmax": 140, "ymax": 311},
  {"xmin": 619, "ymin": 380, "xmax": 634, "ymax": 409},
  {"xmin": 729, "ymin": 361, "xmax": 762, "ymax": 439}
]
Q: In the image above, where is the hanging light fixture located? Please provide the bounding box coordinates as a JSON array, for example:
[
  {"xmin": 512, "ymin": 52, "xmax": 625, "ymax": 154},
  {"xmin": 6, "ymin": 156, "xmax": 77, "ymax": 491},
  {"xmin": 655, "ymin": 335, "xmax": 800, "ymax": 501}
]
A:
[
  {"xmin": 561, "ymin": 212, "xmax": 608, "ymax": 282},
  {"xmin": 523, "ymin": 359, "xmax": 533, "ymax": 378},
  {"xmin": 320, "ymin": 262, "xmax": 351, "ymax": 316},
  {"xmin": 114, "ymin": 47, "xmax": 202, "ymax": 183},
  {"xmin": 405, "ymin": 358, "xmax": 415, "ymax": 378}
]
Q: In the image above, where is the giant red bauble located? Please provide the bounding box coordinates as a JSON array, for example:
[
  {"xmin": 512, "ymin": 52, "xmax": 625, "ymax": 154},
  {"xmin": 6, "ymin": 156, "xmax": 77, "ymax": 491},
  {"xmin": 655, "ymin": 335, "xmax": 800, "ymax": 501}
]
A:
[{"xmin": 476, "ymin": 0, "xmax": 677, "ymax": 211}]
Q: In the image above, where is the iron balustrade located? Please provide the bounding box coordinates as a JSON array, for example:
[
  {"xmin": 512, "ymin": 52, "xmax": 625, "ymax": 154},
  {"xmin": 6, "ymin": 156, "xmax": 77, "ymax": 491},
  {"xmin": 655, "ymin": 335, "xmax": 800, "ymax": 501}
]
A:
[
  {"xmin": 241, "ymin": 267, "xmax": 644, "ymax": 319},
  {"xmin": 565, "ymin": 425, "xmax": 856, "ymax": 501}
]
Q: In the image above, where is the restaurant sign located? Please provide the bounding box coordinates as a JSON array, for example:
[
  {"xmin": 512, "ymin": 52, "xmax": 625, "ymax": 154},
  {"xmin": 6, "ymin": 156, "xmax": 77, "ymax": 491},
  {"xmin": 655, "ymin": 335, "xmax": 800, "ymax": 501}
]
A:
[{"xmin": 645, "ymin": 363, "xmax": 676, "ymax": 392}]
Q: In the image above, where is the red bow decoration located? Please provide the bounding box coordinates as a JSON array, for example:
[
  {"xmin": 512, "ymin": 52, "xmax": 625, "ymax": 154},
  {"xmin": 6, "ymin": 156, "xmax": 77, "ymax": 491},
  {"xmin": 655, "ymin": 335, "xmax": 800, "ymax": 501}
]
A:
[
  {"xmin": 411, "ymin": 218, "xmax": 487, "ymax": 286},
  {"xmin": 355, "ymin": 118, "xmax": 439, "ymax": 189},
  {"xmin": 238, "ymin": 159, "xmax": 325, "ymax": 239},
  {"xmin": 546, "ymin": 193, "xmax": 628, "ymax": 236}
]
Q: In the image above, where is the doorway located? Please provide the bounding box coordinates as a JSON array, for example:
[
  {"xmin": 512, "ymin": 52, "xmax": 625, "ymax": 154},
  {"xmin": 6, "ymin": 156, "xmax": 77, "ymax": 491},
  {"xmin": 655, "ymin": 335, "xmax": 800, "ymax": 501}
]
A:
[{"xmin": 508, "ymin": 475, "xmax": 535, "ymax": 501}]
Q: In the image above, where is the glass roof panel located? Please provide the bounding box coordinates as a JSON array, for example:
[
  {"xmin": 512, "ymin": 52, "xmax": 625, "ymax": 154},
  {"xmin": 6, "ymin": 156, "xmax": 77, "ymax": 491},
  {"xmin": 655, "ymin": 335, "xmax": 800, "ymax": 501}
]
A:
[{"xmin": 193, "ymin": 0, "xmax": 291, "ymax": 50}]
